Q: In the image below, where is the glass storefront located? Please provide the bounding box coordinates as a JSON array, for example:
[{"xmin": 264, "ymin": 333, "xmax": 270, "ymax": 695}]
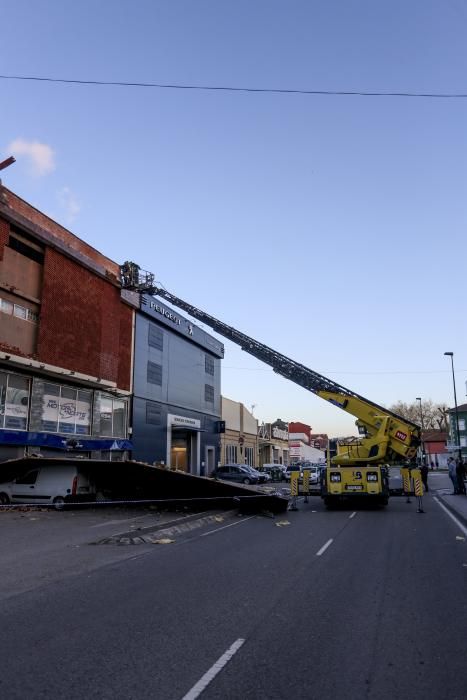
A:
[{"xmin": 0, "ymin": 372, "xmax": 30, "ymax": 430}]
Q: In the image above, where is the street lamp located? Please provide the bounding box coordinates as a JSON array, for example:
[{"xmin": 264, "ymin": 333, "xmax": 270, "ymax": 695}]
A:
[
  {"xmin": 444, "ymin": 352, "xmax": 461, "ymax": 461},
  {"xmin": 416, "ymin": 397, "xmax": 425, "ymax": 466}
]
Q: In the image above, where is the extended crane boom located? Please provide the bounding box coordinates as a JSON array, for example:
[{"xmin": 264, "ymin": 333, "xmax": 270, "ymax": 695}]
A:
[{"xmin": 120, "ymin": 262, "xmax": 420, "ymax": 467}]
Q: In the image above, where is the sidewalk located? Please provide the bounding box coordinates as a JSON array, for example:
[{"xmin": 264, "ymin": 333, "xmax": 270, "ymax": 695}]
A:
[{"xmin": 430, "ymin": 470, "xmax": 467, "ymax": 528}]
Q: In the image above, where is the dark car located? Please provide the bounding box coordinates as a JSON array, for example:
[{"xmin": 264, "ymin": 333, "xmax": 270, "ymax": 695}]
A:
[{"xmin": 211, "ymin": 464, "xmax": 260, "ymax": 485}]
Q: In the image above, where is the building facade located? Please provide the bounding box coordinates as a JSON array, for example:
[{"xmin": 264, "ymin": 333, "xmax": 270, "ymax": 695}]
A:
[
  {"xmin": 131, "ymin": 295, "xmax": 224, "ymax": 475},
  {"xmin": 0, "ymin": 185, "xmax": 133, "ymax": 462},
  {"xmin": 288, "ymin": 421, "xmax": 325, "ymax": 464},
  {"xmin": 258, "ymin": 419, "xmax": 289, "ymax": 466},
  {"xmin": 220, "ymin": 397, "xmax": 258, "ymax": 468},
  {"xmin": 447, "ymin": 404, "xmax": 467, "ymax": 461}
]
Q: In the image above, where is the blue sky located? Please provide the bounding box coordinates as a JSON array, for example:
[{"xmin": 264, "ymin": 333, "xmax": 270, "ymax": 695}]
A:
[{"xmin": 2, "ymin": 1, "xmax": 467, "ymax": 435}]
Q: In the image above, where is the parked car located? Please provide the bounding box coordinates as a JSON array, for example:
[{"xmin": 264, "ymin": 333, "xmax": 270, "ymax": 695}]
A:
[
  {"xmin": 260, "ymin": 464, "xmax": 286, "ymax": 482},
  {"xmin": 211, "ymin": 464, "xmax": 260, "ymax": 485},
  {"xmin": 0, "ymin": 464, "xmax": 96, "ymax": 509},
  {"xmin": 244, "ymin": 466, "xmax": 271, "ymax": 484}
]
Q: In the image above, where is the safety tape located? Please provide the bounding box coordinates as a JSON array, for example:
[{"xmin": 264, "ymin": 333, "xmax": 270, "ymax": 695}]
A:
[{"xmin": 0, "ymin": 493, "xmax": 286, "ymax": 510}]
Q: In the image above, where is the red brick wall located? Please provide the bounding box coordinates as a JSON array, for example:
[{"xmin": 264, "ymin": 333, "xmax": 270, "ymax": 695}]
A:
[
  {"xmin": 288, "ymin": 422, "xmax": 312, "ymax": 439},
  {"xmin": 37, "ymin": 248, "xmax": 132, "ymax": 390},
  {"xmin": 0, "ymin": 216, "xmax": 9, "ymax": 260},
  {"xmin": 3, "ymin": 189, "xmax": 120, "ymax": 277}
]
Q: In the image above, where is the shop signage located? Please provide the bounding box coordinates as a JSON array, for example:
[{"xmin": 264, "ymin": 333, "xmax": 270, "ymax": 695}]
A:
[
  {"xmin": 272, "ymin": 426, "xmax": 289, "ymax": 441},
  {"xmin": 149, "ymin": 301, "xmax": 181, "ymax": 326},
  {"xmin": 169, "ymin": 414, "xmax": 201, "ymax": 429}
]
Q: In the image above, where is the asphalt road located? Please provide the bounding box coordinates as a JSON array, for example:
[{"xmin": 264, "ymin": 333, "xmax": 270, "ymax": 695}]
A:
[{"xmin": 1, "ymin": 483, "xmax": 466, "ymax": 700}]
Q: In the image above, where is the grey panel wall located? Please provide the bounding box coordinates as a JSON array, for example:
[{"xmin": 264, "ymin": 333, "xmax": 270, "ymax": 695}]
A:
[{"xmin": 134, "ymin": 315, "xmax": 221, "ymax": 417}]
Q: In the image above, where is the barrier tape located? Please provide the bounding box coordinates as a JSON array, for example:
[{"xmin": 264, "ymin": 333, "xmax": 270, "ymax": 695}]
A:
[{"xmin": 0, "ymin": 493, "xmax": 287, "ymax": 510}]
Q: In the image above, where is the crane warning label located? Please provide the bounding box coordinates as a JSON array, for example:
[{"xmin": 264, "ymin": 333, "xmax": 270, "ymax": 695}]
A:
[{"xmin": 395, "ymin": 430, "xmax": 407, "ymax": 442}]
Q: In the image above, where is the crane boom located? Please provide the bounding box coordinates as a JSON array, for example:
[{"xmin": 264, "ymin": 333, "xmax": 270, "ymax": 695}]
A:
[{"xmin": 120, "ymin": 262, "xmax": 420, "ymax": 466}]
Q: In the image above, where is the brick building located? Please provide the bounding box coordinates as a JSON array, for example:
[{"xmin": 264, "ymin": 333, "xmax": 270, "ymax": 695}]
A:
[{"xmin": 0, "ymin": 184, "xmax": 133, "ymax": 461}]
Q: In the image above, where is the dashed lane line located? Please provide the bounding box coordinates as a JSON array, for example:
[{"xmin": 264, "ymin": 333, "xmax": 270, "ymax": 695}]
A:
[
  {"xmin": 316, "ymin": 538, "xmax": 334, "ymax": 556},
  {"xmin": 349, "ymin": 511, "xmax": 357, "ymax": 519},
  {"xmin": 181, "ymin": 638, "xmax": 245, "ymax": 700}
]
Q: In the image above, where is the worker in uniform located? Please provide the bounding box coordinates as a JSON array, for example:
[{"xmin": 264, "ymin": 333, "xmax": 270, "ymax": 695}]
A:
[{"xmin": 420, "ymin": 462, "xmax": 429, "ymax": 492}]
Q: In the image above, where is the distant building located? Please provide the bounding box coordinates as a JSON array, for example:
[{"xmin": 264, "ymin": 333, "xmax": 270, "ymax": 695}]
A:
[
  {"xmin": 446, "ymin": 404, "xmax": 467, "ymax": 461},
  {"xmin": 258, "ymin": 419, "xmax": 289, "ymax": 466},
  {"xmin": 288, "ymin": 421, "xmax": 325, "ymax": 464},
  {"xmin": 220, "ymin": 397, "xmax": 258, "ymax": 468},
  {"xmin": 422, "ymin": 430, "xmax": 448, "ymax": 468}
]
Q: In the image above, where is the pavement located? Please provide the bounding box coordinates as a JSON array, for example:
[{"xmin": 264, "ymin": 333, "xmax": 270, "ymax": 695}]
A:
[{"xmin": 428, "ymin": 469, "xmax": 467, "ymax": 527}]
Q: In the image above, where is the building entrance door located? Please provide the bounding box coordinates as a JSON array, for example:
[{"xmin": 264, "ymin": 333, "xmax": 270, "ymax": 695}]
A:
[{"xmin": 170, "ymin": 431, "xmax": 191, "ymax": 472}]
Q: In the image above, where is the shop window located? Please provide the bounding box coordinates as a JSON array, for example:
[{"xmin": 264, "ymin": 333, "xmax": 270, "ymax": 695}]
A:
[
  {"xmin": 0, "ymin": 372, "xmax": 30, "ymax": 430},
  {"xmin": 226, "ymin": 444, "xmax": 237, "ymax": 463},
  {"xmin": 148, "ymin": 324, "xmax": 164, "ymax": 351},
  {"xmin": 147, "ymin": 361, "xmax": 162, "ymax": 386},
  {"xmin": 41, "ymin": 382, "xmax": 92, "ymax": 435},
  {"xmin": 205, "ymin": 384, "xmax": 214, "ymax": 403},
  {"xmin": 98, "ymin": 395, "xmax": 127, "ymax": 438},
  {"xmin": 205, "ymin": 355, "xmax": 214, "ymax": 376},
  {"xmin": 245, "ymin": 447, "xmax": 255, "ymax": 466}
]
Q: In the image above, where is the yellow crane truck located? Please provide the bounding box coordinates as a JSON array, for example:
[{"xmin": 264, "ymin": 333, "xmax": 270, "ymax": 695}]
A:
[{"xmin": 120, "ymin": 262, "xmax": 421, "ymax": 507}]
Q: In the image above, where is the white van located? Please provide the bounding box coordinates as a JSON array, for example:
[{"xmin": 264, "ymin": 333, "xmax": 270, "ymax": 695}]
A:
[{"xmin": 0, "ymin": 465, "xmax": 95, "ymax": 509}]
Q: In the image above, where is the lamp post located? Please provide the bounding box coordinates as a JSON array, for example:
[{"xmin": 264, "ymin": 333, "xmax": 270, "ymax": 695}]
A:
[
  {"xmin": 416, "ymin": 397, "xmax": 425, "ymax": 466},
  {"xmin": 444, "ymin": 352, "xmax": 461, "ymax": 462}
]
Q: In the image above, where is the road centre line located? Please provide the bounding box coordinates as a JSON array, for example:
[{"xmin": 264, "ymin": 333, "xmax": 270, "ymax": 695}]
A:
[
  {"xmin": 200, "ymin": 515, "xmax": 256, "ymax": 537},
  {"xmin": 181, "ymin": 638, "xmax": 245, "ymax": 700},
  {"xmin": 349, "ymin": 511, "xmax": 357, "ymax": 519},
  {"xmin": 316, "ymin": 538, "xmax": 334, "ymax": 556},
  {"xmin": 433, "ymin": 497, "xmax": 467, "ymax": 537}
]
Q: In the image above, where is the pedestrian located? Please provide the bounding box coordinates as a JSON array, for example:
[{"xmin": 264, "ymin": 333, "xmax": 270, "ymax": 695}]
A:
[
  {"xmin": 456, "ymin": 459, "xmax": 466, "ymax": 496},
  {"xmin": 420, "ymin": 462, "xmax": 429, "ymax": 492},
  {"xmin": 447, "ymin": 456, "xmax": 459, "ymax": 495},
  {"xmin": 430, "ymin": 461, "xmax": 435, "ymax": 471}
]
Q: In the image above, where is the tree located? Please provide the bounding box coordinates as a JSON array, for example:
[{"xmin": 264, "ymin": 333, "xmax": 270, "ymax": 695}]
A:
[{"xmin": 388, "ymin": 400, "xmax": 449, "ymax": 431}]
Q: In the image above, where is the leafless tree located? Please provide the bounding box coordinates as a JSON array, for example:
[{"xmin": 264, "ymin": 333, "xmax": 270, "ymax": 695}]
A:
[{"xmin": 388, "ymin": 400, "xmax": 449, "ymax": 431}]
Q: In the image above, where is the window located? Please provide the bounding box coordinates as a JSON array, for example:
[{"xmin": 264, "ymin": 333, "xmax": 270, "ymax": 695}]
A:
[
  {"xmin": 245, "ymin": 447, "xmax": 255, "ymax": 466},
  {"xmin": 8, "ymin": 233, "xmax": 44, "ymax": 264},
  {"xmin": 1, "ymin": 301, "xmax": 39, "ymax": 323},
  {"xmin": 0, "ymin": 298, "xmax": 13, "ymax": 315},
  {"xmin": 459, "ymin": 419, "xmax": 466, "ymax": 432},
  {"xmin": 15, "ymin": 469, "xmax": 39, "ymax": 485},
  {"xmin": 225, "ymin": 444, "xmax": 237, "ymax": 463},
  {"xmin": 13, "ymin": 304, "xmax": 27, "ymax": 320},
  {"xmin": 147, "ymin": 361, "xmax": 163, "ymax": 386},
  {"xmin": 0, "ymin": 372, "xmax": 30, "ymax": 430},
  {"xmin": 41, "ymin": 382, "xmax": 92, "ymax": 435},
  {"xmin": 148, "ymin": 324, "xmax": 164, "ymax": 350},
  {"xmin": 146, "ymin": 402, "xmax": 162, "ymax": 425},
  {"xmin": 460, "ymin": 437, "xmax": 467, "ymax": 447},
  {"xmin": 98, "ymin": 395, "xmax": 127, "ymax": 437},
  {"xmin": 205, "ymin": 355, "xmax": 214, "ymax": 376},
  {"xmin": 204, "ymin": 384, "xmax": 214, "ymax": 403}
]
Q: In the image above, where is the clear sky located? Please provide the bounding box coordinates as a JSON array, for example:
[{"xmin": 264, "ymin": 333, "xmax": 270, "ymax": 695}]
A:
[{"xmin": 2, "ymin": 1, "xmax": 467, "ymax": 435}]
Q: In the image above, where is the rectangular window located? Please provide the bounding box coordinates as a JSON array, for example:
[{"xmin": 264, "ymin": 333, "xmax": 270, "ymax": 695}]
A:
[
  {"xmin": 245, "ymin": 447, "xmax": 255, "ymax": 467},
  {"xmin": 27, "ymin": 309, "xmax": 39, "ymax": 323},
  {"xmin": 205, "ymin": 384, "xmax": 214, "ymax": 403},
  {"xmin": 0, "ymin": 298, "xmax": 13, "ymax": 315},
  {"xmin": 147, "ymin": 361, "xmax": 163, "ymax": 386},
  {"xmin": 460, "ymin": 436, "xmax": 467, "ymax": 447},
  {"xmin": 146, "ymin": 402, "xmax": 162, "ymax": 425},
  {"xmin": 148, "ymin": 324, "xmax": 164, "ymax": 351},
  {"xmin": 459, "ymin": 418, "xmax": 466, "ymax": 432},
  {"xmin": 97, "ymin": 394, "xmax": 127, "ymax": 438},
  {"xmin": 205, "ymin": 355, "xmax": 214, "ymax": 376},
  {"xmin": 41, "ymin": 382, "xmax": 92, "ymax": 435},
  {"xmin": 0, "ymin": 372, "xmax": 30, "ymax": 430},
  {"xmin": 13, "ymin": 304, "xmax": 27, "ymax": 320},
  {"xmin": 225, "ymin": 444, "xmax": 238, "ymax": 463}
]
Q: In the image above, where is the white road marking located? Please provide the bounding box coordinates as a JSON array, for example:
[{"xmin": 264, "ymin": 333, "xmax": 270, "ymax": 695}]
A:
[
  {"xmin": 200, "ymin": 515, "xmax": 256, "ymax": 537},
  {"xmin": 433, "ymin": 497, "xmax": 467, "ymax": 537},
  {"xmin": 181, "ymin": 638, "xmax": 245, "ymax": 700},
  {"xmin": 90, "ymin": 515, "xmax": 152, "ymax": 528},
  {"xmin": 349, "ymin": 511, "xmax": 357, "ymax": 519},
  {"xmin": 316, "ymin": 538, "xmax": 334, "ymax": 556}
]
